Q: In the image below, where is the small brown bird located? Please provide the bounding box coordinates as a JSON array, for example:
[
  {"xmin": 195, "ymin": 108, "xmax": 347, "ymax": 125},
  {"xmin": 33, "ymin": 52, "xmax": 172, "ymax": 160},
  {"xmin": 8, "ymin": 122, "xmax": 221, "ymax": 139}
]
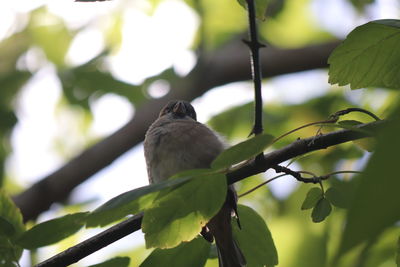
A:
[{"xmin": 144, "ymin": 100, "xmax": 246, "ymax": 267}]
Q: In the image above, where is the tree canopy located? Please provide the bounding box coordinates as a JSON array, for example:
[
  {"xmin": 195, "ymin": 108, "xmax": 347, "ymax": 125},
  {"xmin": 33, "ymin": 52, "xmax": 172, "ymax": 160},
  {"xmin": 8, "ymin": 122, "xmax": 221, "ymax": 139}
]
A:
[{"xmin": 0, "ymin": 0, "xmax": 399, "ymax": 266}]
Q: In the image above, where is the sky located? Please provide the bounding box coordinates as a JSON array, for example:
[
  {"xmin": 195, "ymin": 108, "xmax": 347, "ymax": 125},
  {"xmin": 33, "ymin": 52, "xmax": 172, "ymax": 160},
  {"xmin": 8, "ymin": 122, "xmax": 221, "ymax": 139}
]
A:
[{"xmin": 1, "ymin": 0, "xmax": 399, "ymax": 265}]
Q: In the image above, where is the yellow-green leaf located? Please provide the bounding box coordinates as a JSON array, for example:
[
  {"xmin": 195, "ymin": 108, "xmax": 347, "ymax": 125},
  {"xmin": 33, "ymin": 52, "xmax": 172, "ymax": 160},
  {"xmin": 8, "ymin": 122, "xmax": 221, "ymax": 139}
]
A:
[
  {"xmin": 16, "ymin": 212, "xmax": 88, "ymax": 249},
  {"xmin": 237, "ymin": 0, "xmax": 270, "ymax": 20},
  {"xmin": 211, "ymin": 133, "xmax": 274, "ymax": 170},
  {"xmin": 396, "ymin": 236, "xmax": 400, "ymax": 267},
  {"xmin": 142, "ymin": 173, "xmax": 226, "ymax": 249},
  {"xmin": 0, "ymin": 190, "xmax": 25, "ymax": 263},
  {"xmin": 86, "ymin": 176, "xmax": 194, "ymax": 228},
  {"xmin": 140, "ymin": 237, "xmax": 210, "ymax": 267}
]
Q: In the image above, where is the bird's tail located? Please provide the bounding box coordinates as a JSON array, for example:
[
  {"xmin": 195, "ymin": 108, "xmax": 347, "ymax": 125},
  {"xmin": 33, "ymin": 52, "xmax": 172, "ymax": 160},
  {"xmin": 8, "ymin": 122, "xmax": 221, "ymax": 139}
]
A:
[
  {"xmin": 207, "ymin": 191, "xmax": 246, "ymax": 267},
  {"xmin": 215, "ymin": 235, "xmax": 246, "ymax": 267}
]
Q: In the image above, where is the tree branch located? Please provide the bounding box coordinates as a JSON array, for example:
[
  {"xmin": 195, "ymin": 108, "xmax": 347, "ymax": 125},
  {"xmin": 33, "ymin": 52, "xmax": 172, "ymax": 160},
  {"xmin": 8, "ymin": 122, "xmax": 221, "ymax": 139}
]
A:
[
  {"xmin": 14, "ymin": 40, "xmax": 341, "ymax": 222},
  {"xmin": 228, "ymin": 120, "xmax": 384, "ymax": 184},
  {"xmin": 36, "ymin": 214, "xmax": 143, "ymax": 267},
  {"xmin": 36, "ymin": 120, "xmax": 386, "ymax": 266}
]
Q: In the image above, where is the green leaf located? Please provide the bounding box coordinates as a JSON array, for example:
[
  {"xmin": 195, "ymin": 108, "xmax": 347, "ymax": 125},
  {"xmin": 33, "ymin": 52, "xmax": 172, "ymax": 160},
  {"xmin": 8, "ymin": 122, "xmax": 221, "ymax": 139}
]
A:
[
  {"xmin": 233, "ymin": 205, "xmax": 278, "ymax": 266},
  {"xmin": 325, "ymin": 187, "xmax": 348, "ymax": 209},
  {"xmin": 211, "ymin": 133, "xmax": 274, "ymax": 169},
  {"xmin": 335, "ymin": 120, "xmax": 368, "ymax": 133},
  {"xmin": 0, "ymin": 190, "xmax": 25, "ymax": 263},
  {"xmin": 86, "ymin": 175, "xmax": 195, "ymax": 227},
  {"xmin": 60, "ymin": 67, "xmax": 144, "ymax": 109},
  {"xmin": 200, "ymin": 0, "xmax": 247, "ymax": 49},
  {"xmin": 0, "ymin": 217, "xmax": 16, "ymax": 238},
  {"xmin": 140, "ymin": 237, "xmax": 210, "ymax": 267},
  {"xmin": 350, "ymin": 0, "xmax": 374, "ymax": 10},
  {"xmin": 311, "ymin": 198, "xmax": 332, "ymax": 223},
  {"xmin": 142, "ymin": 173, "xmax": 226, "ymax": 249},
  {"xmin": 60, "ymin": 63, "xmax": 175, "ymax": 109},
  {"xmin": 336, "ymin": 120, "xmax": 376, "ymax": 151},
  {"xmin": 208, "ymin": 244, "xmax": 218, "ymax": 259},
  {"xmin": 0, "ymin": 191, "xmax": 24, "ymax": 238},
  {"xmin": 208, "ymin": 102, "xmax": 254, "ymax": 139},
  {"xmin": 301, "ymin": 187, "xmax": 323, "ymax": 210},
  {"xmin": 87, "ymin": 257, "xmax": 130, "ymax": 267},
  {"xmin": 170, "ymin": 169, "xmax": 214, "ymax": 180},
  {"xmin": 0, "ymin": 71, "xmax": 32, "ymax": 108},
  {"xmin": 338, "ymin": 107, "xmax": 400, "ymax": 255},
  {"xmin": 353, "ymin": 137, "xmax": 375, "ymax": 152},
  {"xmin": 318, "ymin": 122, "xmax": 372, "ymax": 135},
  {"xmin": 237, "ymin": 0, "xmax": 270, "ymax": 20},
  {"xmin": 338, "ymin": 120, "xmax": 362, "ymax": 127},
  {"xmin": 396, "ymin": 236, "xmax": 400, "ymax": 267},
  {"xmin": 16, "ymin": 212, "xmax": 88, "ymax": 249},
  {"xmin": 0, "ymin": 31, "xmax": 32, "ymax": 73},
  {"xmin": 328, "ymin": 19, "xmax": 400, "ymax": 90},
  {"xmin": 330, "ymin": 178, "xmax": 357, "ymax": 208},
  {"xmin": 29, "ymin": 9, "xmax": 72, "ymax": 67}
]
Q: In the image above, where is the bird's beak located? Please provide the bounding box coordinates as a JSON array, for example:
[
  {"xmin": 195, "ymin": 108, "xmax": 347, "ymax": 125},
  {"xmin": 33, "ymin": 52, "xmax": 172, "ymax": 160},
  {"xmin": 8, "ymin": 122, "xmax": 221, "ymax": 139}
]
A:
[{"xmin": 172, "ymin": 101, "xmax": 187, "ymax": 116}]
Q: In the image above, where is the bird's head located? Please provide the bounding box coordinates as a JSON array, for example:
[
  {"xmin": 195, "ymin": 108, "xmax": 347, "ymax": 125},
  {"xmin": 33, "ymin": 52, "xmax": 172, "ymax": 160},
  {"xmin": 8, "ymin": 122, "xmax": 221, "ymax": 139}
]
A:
[{"xmin": 159, "ymin": 100, "xmax": 197, "ymax": 121}]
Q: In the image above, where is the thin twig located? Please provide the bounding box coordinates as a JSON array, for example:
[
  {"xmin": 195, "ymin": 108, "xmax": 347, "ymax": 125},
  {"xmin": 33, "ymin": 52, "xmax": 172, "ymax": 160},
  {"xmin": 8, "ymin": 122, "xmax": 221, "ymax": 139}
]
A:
[
  {"xmin": 238, "ymin": 174, "xmax": 287, "ymax": 198},
  {"xmin": 332, "ymin": 108, "xmax": 381, "ymax": 121},
  {"xmin": 272, "ymin": 165, "xmax": 320, "ymax": 183},
  {"xmin": 272, "ymin": 119, "xmax": 336, "ymax": 144},
  {"xmin": 272, "ymin": 165, "xmax": 363, "ymax": 186},
  {"xmin": 272, "ymin": 107, "xmax": 381, "ymax": 145},
  {"xmin": 245, "ymin": 0, "xmax": 265, "ymax": 136},
  {"xmin": 238, "ymin": 170, "xmax": 362, "ymax": 198}
]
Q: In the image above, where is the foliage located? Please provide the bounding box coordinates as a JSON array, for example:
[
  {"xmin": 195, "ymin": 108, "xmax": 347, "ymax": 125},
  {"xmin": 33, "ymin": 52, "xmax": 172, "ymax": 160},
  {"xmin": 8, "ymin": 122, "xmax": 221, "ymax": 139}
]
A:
[
  {"xmin": 16, "ymin": 212, "xmax": 88, "ymax": 249},
  {"xmin": 237, "ymin": 0, "xmax": 270, "ymax": 20},
  {"xmin": 0, "ymin": 190, "xmax": 25, "ymax": 266},
  {"xmin": 140, "ymin": 237, "xmax": 210, "ymax": 267},
  {"xmin": 141, "ymin": 172, "xmax": 226, "ymax": 249},
  {"xmin": 397, "ymin": 237, "xmax": 400, "ymax": 267},
  {"xmin": 311, "ymin": 198, "xmax": 332, "ymax": 223},
  {"xmin": 211, "ymin": 133, "xmax": 274, "ymax": 169},
  {"xmin": 329, "ymin": 20, "xmax": 400, "ymax": 90},
  {"xmin": 338, "ymin": 106, "xmax": 400, "ymax": 256},
  {"xmin": 85, "ymin": 173, "xmax": 195, "ymax": 227},
  {"xmin": 301, "ymin": 187, "xmax": 323, "ymax": 210},
  {"xmin": 87, "ymin": 257, "xmax": 130, "ymax": 267},
  {"xmin": 233, "ymin": 205, "xmax": 278, "ymax": 266},
  {"xmin": 0, "ymin": 0, "xmax": 399, "ymax": 266}
]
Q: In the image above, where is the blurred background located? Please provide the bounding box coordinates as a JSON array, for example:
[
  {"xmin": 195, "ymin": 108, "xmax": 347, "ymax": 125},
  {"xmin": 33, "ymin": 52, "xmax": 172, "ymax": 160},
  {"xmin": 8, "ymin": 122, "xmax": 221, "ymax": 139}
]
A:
[{"xmin": 1, "ymin": 0, "xmax": 399, "ymax": 266}]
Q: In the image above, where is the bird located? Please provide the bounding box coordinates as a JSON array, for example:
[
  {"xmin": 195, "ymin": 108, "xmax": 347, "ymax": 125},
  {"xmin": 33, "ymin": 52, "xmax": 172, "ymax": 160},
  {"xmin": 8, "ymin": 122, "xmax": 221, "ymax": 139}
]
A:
[{"xmin": 144, "ymin": 100, "xmax": 246, "ymax": 267}]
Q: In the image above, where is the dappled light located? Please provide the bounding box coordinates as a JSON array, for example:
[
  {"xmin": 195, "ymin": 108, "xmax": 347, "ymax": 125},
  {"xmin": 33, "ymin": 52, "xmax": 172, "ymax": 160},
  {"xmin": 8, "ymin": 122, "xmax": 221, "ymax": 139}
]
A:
[{"xmin": 0, "ymin": 0, "xmax": 399, "ymax": 266}]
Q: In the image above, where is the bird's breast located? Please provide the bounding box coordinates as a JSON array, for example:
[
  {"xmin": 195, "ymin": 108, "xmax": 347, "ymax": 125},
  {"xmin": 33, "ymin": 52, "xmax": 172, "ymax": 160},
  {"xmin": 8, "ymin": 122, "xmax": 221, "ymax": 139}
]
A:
[{"xmin": 144, "ymin": 120, "xmax": 224, "ymax": 184}]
